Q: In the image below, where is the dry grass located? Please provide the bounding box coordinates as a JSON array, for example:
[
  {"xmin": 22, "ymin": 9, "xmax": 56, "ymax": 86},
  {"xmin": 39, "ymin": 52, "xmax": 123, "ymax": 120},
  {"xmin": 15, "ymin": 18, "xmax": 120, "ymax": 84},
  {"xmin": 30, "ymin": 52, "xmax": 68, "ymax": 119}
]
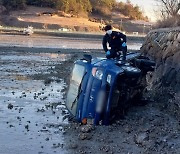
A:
[
  {"xmin": 154, "ymin": 16, "xmax": 180, "ymax": 28},
  {"xmin": 9, "ymin": 6, "xmax": 103, "ymax": 32},
  {"xmin": 20, "ymin": 15, "xmax": 101, "ymax": 27}
]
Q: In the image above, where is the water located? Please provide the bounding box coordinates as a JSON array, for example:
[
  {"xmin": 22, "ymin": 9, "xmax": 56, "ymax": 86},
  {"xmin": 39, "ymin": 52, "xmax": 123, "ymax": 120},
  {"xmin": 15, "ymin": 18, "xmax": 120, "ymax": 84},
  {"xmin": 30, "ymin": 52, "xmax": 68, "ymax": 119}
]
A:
[
  {"xmin": 0, "ymin": 35, "xmax": 142, "ymax": 50},
  {"xmin": 0, "ymin": 51, "xmax": 70, "ymax": 154}
]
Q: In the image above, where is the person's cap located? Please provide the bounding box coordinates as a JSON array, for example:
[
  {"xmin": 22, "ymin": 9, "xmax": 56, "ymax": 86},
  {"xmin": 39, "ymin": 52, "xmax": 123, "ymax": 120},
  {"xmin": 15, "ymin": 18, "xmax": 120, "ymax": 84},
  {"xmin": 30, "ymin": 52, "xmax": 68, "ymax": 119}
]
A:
[{"xmin": 104, "ymin": 25, "xmax": 112, "ymax": 31}]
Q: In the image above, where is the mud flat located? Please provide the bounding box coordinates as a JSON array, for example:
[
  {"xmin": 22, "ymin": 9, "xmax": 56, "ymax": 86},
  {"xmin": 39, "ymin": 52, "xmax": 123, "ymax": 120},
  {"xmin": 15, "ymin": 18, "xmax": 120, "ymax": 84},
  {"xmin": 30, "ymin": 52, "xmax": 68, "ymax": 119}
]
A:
[
  {"xmin": 0, "ymin": 34, "xmax": 143, "ymax": 50},
  {"xmin": 0, "ymin": 35, "xmax": 179, "ymax": 154},
  {"xmin": 0, "ymin": 50, "xmax": 71, "ymax": 154}
]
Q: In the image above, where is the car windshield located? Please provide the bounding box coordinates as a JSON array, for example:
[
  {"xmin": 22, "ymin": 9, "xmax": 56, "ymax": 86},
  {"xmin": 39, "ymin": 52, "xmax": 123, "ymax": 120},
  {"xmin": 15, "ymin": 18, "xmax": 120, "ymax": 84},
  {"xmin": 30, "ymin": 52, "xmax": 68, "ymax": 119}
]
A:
[{"xmin": 66, "ymin": 64, "xmax": 85, "ymax": 116}]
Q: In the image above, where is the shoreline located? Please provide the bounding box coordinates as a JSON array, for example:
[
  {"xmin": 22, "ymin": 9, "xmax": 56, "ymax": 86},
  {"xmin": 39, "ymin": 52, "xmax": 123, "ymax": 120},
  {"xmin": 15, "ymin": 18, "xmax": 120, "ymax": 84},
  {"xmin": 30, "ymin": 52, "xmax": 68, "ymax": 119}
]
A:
[
  {"xmin": 0, "ymin": 33, "xmax": 142, "ymax": 52},
  {"xmin": 0, "ymin": 46, "xmax": 103, "ymax": 53},
  {"xmin": 0, "ymin": 46, "xmax": 138, "ymax": 54},
  {"xmin": 0, "ymin": 29, "xmax": 146, "ymax": 42}
]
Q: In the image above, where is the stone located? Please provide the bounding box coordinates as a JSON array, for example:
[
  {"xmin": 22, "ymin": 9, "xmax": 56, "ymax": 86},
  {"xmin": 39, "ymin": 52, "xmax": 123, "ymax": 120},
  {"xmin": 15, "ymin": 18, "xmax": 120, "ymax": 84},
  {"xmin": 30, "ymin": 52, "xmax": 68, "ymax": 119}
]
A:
[
  {"xmin": 155, "ymin": 64, "xmax": 164, "ymax": 79},
  {"xmin": 69, "ymin": 143, "xmax": 78, "ymax": 149},
  {"xmin": 167, "ymin": 32, "xmax": 173, "ymax": 41},
  {"xmin": 162, "ymin": 46, "xmax": 172, "ymax": 59},
  {"xmin": 155, "ymin": 33, "xmax": 164, "ymax": 42},
  {"xmin": 150, "ymin": 33, "xmax": 157, "ymax": 41},
  {"xmin": 78, "ymin": 133, "xmax": 92, "ymax": 140},
  {"xmin": 175, "ymin": 71, "xmax": 180, "ymax": 90},
  {"xmin": 173, "ymin": 33, "xmax": 178, "ymax": 40},
  {"xmin": 176, "ymin": 33, "xmax": 180, "ymax": 42},
  {"xmin": 141, "ymin": 29, "xmax": 180, "ymax": 119},
  {"xmin": 162, "ymin": 67, "xmax": 176, "ymax": 86},
  {"xmin": 166, "ymin": 41, "xmax": 172, "ymax": 46},
  {"xmin": 172, "ymin": 52, "xmax": 180, "ymax": 71},
  {"xmin": 162, "ymin": 57, "xmax": 173, "ymax": 75},
  {"xmin": 80, "ymin": 125, "xmax": 93, "ymax": 133},
  {"xmin": 134, "ymin": 132, "xmax": 149, "ymax": 145},
  {"xmin": 0, "ymin": 5, "xmax": 6, "ymax": 14},
  {"xmin": 8, "ymin": 103, "xmax": 13, "ymax": 109}
]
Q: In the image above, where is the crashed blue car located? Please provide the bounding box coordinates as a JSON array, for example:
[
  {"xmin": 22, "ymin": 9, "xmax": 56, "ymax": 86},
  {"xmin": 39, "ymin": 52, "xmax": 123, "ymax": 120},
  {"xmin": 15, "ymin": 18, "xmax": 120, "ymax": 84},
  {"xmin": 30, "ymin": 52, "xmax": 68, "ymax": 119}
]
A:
[{"xmin": 66, "ymin": 52, "xmax": 155, "ymax": 125}]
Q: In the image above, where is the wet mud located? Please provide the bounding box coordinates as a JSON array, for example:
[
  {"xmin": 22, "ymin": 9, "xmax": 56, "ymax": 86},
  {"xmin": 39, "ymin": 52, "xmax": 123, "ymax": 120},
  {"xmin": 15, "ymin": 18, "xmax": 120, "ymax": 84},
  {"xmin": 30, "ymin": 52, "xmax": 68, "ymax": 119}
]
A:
[
  {"xmin": 0, "ymin": 38, "xmax": 179, "ymax": 154},
  {"xmin": 0, "ymin": 51, "xmax": 72, "ymax": 154}
]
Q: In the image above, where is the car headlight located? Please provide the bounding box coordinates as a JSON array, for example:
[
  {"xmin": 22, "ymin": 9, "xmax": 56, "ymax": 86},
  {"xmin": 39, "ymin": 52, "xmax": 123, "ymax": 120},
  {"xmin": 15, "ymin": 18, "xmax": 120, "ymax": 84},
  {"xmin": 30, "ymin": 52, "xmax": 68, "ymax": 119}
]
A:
[
  {"xmin": 106, "ymin": 74, "xmax": 111, "ymax": 84},
  {"xmin": 92, "ymin": 68, "xmax": 103, "ymax": 80}
]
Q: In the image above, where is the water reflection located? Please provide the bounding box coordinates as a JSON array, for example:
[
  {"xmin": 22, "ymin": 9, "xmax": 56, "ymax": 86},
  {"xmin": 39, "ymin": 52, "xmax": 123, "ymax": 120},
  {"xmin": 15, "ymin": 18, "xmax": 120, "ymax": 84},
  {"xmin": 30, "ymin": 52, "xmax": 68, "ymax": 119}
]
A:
[
  {"xmin": 27, "ymin": 39, "xmax": 33, "ymax": 48},
  {"xmin": 0, "ymin": 51, "xmax": 68, "ymax": 154},
  {"xmin": 0, "ymin": 52, "xmax": 72, "ymax": 76},
  {"xmin": 0, "ymin": 34, "xmax": 143, "ymax": 50}
]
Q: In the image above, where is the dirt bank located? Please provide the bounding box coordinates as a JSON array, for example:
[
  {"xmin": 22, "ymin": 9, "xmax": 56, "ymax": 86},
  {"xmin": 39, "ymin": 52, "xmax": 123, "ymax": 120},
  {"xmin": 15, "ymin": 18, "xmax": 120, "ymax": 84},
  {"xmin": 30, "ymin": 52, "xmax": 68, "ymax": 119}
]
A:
[{"xmin": 0, "ymin": 6, "xmax": 152, "ymax": 33}]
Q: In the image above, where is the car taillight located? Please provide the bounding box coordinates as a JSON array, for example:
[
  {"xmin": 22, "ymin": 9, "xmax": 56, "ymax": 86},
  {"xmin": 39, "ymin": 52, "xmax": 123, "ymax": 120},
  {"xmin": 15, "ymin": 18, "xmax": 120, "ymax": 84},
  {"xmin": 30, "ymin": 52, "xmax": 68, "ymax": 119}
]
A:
[{"xmin": 82, "ymin": 118, "xmax": 87, "ymax": 124}]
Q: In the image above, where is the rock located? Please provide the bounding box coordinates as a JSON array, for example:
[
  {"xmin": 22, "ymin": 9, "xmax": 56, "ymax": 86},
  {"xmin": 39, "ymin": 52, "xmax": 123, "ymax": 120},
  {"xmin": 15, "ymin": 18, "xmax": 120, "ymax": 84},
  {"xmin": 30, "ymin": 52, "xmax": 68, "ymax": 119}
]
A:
[
  {"xmin": 80, "ymin": 125, "xmax": 90, "ymax": 133},
  {"xmin": 78, "ymin": 133, "xmax": 87, "ymax": 140},
  {"xmin": 167, "ymin": 32, "xmax": 172, "ymax": 41},
  {"xmin": 25, "ymin": 124, "xmax": 29, "ymax": 131},
  {"xmin": 7, "ymin": 103, "xmax": 13, "ymax": 109},
  {"xmin": 134, "ymin": 132, "xmax": 149, "ymax": 145},
  {"xmin": 141, "ymin": 28, "xmax": 180, "ymax": 118},
  {"xmin": 78, "ymin": 133, "xmax": 92, "ymax": 140},
  {"xmin": 68, "ymin": 143, "xmax": 78, "ymax": 149},
  {"xmin": 176, "ymin": 33, "xmax": 180, "ymax": 42},
  {"xmin": 0, "ymin": 5, "xmax": 6, "ymax": 14},
  {"xmin": 80, "ymin": 124, "xmax": 94, "ymax": 133},
  {"xmin": 99, "ymin": 145, "xmax": 110, "ymax": 152},
  {"xmin": 124, "ymin": 127, "xmax": 131, "ymax": 133},
  {"xmin": 52, "ymin": 143, "xmax": 63, "ymax": 148},
  {"xmin": 162, "ymin": 47, "xmax": 173, "ymax": 60},
  {"xmin": 172, "ymin": 52, "xmax": 180, "ymax": 70},
  {"xmin": 9, "ymin": 124, "xmax": 14, "ymax": 128}
]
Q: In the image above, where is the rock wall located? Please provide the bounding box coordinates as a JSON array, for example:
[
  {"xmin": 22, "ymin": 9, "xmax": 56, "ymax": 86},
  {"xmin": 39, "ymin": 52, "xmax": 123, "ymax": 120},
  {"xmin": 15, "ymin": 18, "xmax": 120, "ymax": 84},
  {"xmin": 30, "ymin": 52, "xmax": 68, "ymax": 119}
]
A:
[
  {"xmin": 0, "ymin": 5, "xmax": 6, "ymax": 14},
  {"xmin": 141, "ymin": 27, "xmax": 180, "ymax": 118}
]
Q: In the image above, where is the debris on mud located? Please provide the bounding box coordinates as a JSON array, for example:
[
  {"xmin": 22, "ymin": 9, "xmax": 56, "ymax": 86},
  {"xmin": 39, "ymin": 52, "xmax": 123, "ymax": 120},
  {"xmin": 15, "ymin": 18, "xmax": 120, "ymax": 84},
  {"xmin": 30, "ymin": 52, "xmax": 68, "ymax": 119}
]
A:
[
  {"xmin": 0, "ymin": 47, "xmax": 179, "ymax": 154},
  {"xmin": 7, "ymin": 103, "xmax": 13, "ymax": 109},
  {"xmin": 134, "ymin": 132, "xmax": 149, "ymax": 145}
]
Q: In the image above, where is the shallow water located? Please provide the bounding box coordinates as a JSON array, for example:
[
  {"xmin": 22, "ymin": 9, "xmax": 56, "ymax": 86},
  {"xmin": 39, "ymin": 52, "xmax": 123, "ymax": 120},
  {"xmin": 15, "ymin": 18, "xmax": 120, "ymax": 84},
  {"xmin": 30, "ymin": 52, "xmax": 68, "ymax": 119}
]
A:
[
  {"xmin": 0, "ymin": 35, "xmax": 142, "ymax": 50},
  {"xmin": 0, "ymin": 51, "xmax": 70, "ymax": 154}
]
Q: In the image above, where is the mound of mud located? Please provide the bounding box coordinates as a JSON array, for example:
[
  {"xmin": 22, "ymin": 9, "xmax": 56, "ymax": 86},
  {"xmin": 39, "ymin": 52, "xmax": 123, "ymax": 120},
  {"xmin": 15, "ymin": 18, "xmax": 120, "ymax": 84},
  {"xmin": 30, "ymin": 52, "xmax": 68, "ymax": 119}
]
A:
[{"xmin": 141, "ymin": 27, "xmax": 180, "ymax": 118}]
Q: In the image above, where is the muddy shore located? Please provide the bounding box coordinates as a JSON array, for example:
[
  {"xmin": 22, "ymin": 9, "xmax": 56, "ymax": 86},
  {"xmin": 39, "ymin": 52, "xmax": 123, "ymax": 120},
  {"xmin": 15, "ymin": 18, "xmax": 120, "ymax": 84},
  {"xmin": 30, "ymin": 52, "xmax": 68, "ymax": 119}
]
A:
[{"xmin": 0, "ymin": 35, "xmax": 179, "ymax": 154}]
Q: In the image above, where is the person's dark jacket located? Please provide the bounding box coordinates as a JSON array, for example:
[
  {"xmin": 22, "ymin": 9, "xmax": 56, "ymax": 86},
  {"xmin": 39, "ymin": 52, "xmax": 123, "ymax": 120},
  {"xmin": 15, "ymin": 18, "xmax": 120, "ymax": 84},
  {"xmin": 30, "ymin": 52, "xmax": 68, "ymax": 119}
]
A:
[{"xmin": 102, "ymin": 31, "xmax": 126, "ymax": 52}]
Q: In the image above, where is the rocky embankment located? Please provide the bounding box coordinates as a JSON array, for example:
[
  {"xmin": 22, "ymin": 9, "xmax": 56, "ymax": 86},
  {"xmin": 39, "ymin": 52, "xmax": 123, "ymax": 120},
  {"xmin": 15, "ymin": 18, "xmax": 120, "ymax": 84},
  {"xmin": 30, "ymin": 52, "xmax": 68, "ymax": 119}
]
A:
[{"xmin": 141, "ymin": 27, "xmax": 180, "ymax": 118}]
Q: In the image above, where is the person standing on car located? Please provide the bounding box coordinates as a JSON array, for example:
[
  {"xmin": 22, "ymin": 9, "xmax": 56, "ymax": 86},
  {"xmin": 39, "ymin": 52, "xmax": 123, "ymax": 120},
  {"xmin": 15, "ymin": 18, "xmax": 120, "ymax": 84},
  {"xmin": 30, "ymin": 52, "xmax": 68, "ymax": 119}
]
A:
[{"xmin": 102, "ymin": 24, "xmax": 127, "ymax": 60}]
